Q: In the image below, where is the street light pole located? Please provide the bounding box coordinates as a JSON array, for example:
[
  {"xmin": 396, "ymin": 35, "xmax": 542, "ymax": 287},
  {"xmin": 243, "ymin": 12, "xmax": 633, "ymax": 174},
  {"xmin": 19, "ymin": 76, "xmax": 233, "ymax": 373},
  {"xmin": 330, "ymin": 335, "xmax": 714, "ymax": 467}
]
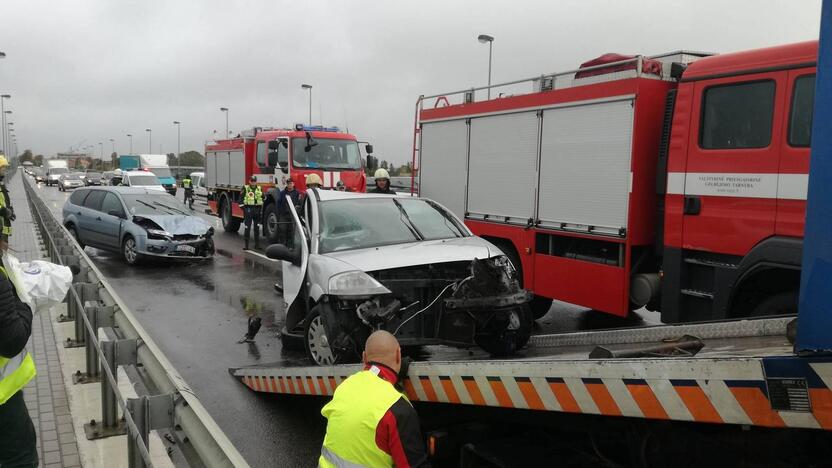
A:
[
  {"xmin": 219, "ymin": 108, "xmax": 228, "ymax": 137},
  {"xmin": 5, "ymin": 117, "xmax": 12, "ymax": 156},
  {"xmin": 127, "ymin": 134, "xmax": 133, "ymax": 154},
  {"xmin": 0, "ymin": 95, "xmax": 8, "ymax": 155},
  {"xmin": 173, "ymin": 121, "xmax": 181, "ymax": 177},
  {"xmin": 301, "ymin": 84, "xmax": 312, "ymax": 125},
  {"xmin": 477, "ymin": 34, "xmax": 495, "ymax": 99},
  {"xmin": 145, "ymin": 129, "xmax": 152, "ymax": 153}
]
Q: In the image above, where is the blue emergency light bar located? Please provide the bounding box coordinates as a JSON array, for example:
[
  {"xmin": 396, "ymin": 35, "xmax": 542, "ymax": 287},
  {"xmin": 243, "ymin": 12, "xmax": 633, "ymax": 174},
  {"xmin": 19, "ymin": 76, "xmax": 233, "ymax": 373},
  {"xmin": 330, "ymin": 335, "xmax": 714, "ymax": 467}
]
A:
[{"xmin": 293, "ymin": 124, "xmax": 340, "ymax": 132}]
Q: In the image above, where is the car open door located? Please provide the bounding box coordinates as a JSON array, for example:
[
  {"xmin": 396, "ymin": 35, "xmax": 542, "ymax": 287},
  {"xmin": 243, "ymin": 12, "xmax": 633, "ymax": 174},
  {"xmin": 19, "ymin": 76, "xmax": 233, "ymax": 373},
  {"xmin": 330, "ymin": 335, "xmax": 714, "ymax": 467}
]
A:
[{"xmin": 282, "ymin": 194, "xmax": 309, "ymax": 331}]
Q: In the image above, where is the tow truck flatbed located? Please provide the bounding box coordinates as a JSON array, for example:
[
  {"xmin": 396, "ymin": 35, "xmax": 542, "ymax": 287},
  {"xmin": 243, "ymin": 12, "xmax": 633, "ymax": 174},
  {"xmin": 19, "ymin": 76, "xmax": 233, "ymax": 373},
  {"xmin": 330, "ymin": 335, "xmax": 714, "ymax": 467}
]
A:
[{"xmin": 231, "ymin": 315, "xmax": 832, "ymax": 431}]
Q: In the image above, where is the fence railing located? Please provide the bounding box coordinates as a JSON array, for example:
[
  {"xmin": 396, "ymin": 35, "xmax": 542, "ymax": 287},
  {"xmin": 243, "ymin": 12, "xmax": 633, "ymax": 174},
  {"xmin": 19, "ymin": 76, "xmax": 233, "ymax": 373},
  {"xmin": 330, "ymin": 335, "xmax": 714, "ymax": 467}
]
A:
[{"xmin": 22, "ymin": 176, "xmax": 249, "ymax": 468}]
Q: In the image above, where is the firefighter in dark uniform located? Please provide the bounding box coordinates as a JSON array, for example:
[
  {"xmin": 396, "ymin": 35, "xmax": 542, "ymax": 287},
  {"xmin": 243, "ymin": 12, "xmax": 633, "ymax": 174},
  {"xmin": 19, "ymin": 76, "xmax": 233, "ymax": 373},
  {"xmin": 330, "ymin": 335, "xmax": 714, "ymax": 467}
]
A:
[
  {"xmin": 182, "ymin": 174, "xmax": 194, "ymax": 209},
  {"xmin": 0, "ymin": 155, "xmax": 38, "ymax": 467},
  {"xmin": 241, "ymin": 176, "xmax": 263, "ymax": 250},
  {"xmin": 371, "ymin": 168, "xmax": 396, "ymax": 194}
]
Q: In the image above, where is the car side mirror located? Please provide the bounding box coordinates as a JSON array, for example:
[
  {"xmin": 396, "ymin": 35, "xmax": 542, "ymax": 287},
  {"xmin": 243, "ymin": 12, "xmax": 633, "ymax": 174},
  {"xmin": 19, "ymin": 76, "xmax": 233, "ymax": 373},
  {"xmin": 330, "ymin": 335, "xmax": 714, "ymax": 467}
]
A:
[
  {"xmin": 265, "ymin": 244, "xmax": 301, "ymax": 266},
  {"xmin": 108, "ymin": 210, "xmax": 125, "ymax": 219},
  {"xmin": 365, "ymin": 144, "xmax": 373, "ymax": 154},
  {"xmin": 268, "ymin": 140, "xmax": 280, "ymax": 150}
]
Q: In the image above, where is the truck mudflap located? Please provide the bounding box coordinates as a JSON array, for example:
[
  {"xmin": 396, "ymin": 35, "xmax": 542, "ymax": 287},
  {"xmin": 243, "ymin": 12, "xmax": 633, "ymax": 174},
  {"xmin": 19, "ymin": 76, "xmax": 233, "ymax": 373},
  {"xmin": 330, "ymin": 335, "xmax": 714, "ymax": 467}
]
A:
[{"xmin": 230, "ymin": 317, "xmax": 832, "ymax": 432}]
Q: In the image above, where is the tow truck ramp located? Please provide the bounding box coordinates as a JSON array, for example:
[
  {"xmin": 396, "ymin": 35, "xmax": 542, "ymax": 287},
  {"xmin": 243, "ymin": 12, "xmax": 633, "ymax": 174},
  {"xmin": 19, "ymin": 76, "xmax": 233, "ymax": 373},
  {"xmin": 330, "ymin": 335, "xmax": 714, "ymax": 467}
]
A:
[{"xmin": 230, "ymin": 316, "xmax": 832, "ymax": 431}]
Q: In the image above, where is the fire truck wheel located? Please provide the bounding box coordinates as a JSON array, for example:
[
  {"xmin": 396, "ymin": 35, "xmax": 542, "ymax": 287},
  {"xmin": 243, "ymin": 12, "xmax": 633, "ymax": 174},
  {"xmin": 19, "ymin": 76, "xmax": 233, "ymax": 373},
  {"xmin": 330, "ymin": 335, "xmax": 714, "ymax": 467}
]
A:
[
  {"xmin": 530, "ymin": 295, "xmax": 553, "ymax": 320},
  {"xmin": 263, "ymin": 203, "xmax": 280, "ymax": 243},
  {"xmin": 494, "ymin": 238, "xmax": 552, "ymax": 320},
  {"xmin": 220, "ymin": 196, "xmax": 241, "ymax": 233},
  {"xmin": 474, "ymin": 306, "xmax": 532, "ymax": 356},
  {"xmin": 750, "ymin": 291, "xmax": 798, "ymax": 317}
]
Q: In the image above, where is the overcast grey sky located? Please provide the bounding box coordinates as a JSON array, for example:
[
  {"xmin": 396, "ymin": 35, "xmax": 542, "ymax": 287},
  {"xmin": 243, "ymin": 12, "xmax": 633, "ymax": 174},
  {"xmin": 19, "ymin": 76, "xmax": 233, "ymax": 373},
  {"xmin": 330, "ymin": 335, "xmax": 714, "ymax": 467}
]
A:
[{"xmin": 0, "ymin": 0, "xmax": 822, "ymax": 164}]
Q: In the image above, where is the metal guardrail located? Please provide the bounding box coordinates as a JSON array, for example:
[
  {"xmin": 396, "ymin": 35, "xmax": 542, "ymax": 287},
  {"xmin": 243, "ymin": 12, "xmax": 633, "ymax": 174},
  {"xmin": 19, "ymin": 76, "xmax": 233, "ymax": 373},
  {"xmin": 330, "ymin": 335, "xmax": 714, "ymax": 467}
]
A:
[{"xmin": 21, "ymin": 176, "xmax": 249, "ymax": 468}]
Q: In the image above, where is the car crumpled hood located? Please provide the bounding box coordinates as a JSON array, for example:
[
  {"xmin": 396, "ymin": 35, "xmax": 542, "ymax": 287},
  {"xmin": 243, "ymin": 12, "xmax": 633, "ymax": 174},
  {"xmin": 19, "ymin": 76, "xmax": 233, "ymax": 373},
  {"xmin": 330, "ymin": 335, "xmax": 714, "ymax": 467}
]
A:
[
  {"xmin": 322, "ymin": 236, "xmax": 501, "ymax": 273},
  {"xmin": 134, "ymin": 214, "xmax": 211, "ymax": 235}
]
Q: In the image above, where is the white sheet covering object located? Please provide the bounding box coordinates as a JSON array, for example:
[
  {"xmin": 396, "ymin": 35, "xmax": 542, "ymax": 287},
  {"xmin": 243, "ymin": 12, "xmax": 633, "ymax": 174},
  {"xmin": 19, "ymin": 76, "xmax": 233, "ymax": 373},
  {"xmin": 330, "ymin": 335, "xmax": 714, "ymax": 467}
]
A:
[{"xmin": 3, "ymin": 252, "xmax": 73, "ymax": 312}]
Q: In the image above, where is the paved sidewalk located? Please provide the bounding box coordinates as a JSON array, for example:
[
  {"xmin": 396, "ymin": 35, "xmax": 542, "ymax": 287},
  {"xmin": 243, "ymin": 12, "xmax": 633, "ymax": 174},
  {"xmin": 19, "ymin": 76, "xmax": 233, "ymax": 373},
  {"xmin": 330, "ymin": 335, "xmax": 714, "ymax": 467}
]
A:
[{"xmin": 8, "ymin": 171, "xmax": 82, "ymax": 467}]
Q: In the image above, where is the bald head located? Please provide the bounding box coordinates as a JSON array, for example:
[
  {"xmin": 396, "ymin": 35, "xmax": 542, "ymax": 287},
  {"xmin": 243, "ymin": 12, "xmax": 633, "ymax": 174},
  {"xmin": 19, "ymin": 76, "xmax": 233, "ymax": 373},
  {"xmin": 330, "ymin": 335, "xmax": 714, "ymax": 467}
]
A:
[{"xmin": 363, "ymin": 330, "xmax": 402, "ymax": 373}]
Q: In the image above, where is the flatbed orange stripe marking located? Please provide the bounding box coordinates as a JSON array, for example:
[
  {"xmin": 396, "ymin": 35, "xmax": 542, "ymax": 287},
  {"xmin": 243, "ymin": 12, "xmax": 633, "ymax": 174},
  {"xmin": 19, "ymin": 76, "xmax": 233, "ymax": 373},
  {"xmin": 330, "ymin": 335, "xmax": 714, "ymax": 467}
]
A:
[
  {"xmin": 626, "ymin": 384, "xmax": 669, "ymax": 420},
  {"xmin": 809, "ymin": 389, "xmax": 832, "ymax": 429},
  {"xmin": 462, "ymin": 378, "xmax": 487, "ymax": 406},
  {"xmin": 286, "ymin": 376, "xmax": 296, "ymax": 394},
  {"xmin": 254, "ymin": 376, "xmax": 263, "ymax": 392},
  {"xmin": 306, "ymin": 376, "xmax": 317, "ymax": 395},
  {"xmin": 675, "ymin": 387, "xmax": 722, "ymax": 423},
  {"xmin": 515, "ymin": 380, "xmax": 545, "ymax": 410},
  {"xmin": 328, "ymin": 377, "xmax": 338, "ymax": 394},
  {"xmin": 269, "ymin": 376, "xmax": 277, "ymax": 393},
  {"xmin": 730, "ymin": 387, "xmax": 786, "ymax": 427},
  {"xmin": 277, "ymin": 376, "xmax": 286, "ymax": 393},
  {"xmin": 487, "ymin": 378, "xmax": 514, "ymax": 408},
  {"xmin": 439, "ymin": 377, "xmax": 461, "ymax": 404},
  {"xmin": 419, "ymin": 377, "xmax": 439, "ymax": 402},
  {"xmin": 317, "ymin": 377, "xmax": 327, "ymax": 395},
  {"xmin": 584, "ymin": 383, "xmax": 621, "ymax": 416},
  {"xmin": 296, "ymin": 376, "xmax": 306, "ymax": 395},
  {"xmin": 245, "ymin": 376, "xmax": 253, "ymax": 390},
  {"xmin": 403, "ymin": 379, "xmax": 419, "ymax": 401},
  {"xmin": 548, "ymin": 382, "xmax": 580, "ymax": 413}
]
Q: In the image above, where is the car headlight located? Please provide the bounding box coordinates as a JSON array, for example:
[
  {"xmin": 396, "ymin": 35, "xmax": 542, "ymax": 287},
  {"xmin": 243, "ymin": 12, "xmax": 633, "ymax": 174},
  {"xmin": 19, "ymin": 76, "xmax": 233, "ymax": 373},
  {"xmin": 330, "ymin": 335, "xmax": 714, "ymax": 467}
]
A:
[
  {"xmin": 146, "ymin": 228, "xmax": 173, "ymax": 240},
  {"xmin": 328, "ymin": 271, "xmax": 391, "ymax": 296}
]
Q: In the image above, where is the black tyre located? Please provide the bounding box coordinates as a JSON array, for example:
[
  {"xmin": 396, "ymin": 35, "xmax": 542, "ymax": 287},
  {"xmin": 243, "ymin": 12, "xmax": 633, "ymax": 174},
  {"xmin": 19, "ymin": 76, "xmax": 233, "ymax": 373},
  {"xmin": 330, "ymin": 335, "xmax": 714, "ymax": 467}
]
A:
[
  {"xmin": 263, "ymin": 203, "xmax": 280, "ymax": 244},
  {"xmin": 304, "ymin": 306, "xmax": 345, "ymax": 366},
  {"xmin": 66, "ymin": 224, "xmax": 84, "ymax": 249},
  {"xmin": 497, "ymin": 239, "xmax": 552, "ymax": 321},
  {"xmin": 751, "ymin": 291, "xmax": 798, "ymax": 317},
  {"xmin": 474, "ymin": 306, "xmax": 533, "ymax": 356},
  {"xmin": 220, "ymin": 195, "xmax": 241, "ymax": 233},
  {"xmin": 122, "ymin": 235, "xmax": 141, "ymax": 265}
]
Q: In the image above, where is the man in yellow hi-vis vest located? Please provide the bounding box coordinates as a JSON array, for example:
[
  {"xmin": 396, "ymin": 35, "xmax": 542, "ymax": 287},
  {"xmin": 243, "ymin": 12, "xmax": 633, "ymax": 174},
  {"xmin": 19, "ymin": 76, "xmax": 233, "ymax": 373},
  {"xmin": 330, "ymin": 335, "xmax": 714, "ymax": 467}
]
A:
[
  {"xmin": 0, "ymin": 156, "xmax": 15, "ymax": 251},
  {"xmin": 0, "ymin": 158, "xmax": 38, "ymax": 467},
  {"xmin": 240, "ymin": 175, "xmax": 263, "ymax": 250},
  {"xmin": 319, "ymin": 331, "xmax": 430, "ymax": 468}
]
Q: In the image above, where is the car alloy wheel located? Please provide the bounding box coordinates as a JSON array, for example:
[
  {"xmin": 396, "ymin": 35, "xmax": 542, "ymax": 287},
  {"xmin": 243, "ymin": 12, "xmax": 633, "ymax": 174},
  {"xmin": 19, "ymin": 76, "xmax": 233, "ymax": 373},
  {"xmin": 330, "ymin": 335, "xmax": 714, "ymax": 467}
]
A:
[
  {"xmin": 123, "ymin": 237, "xmax": 139, "ymax": 264},
  {"xmin": 305, "ymin": 311, "xmax": 336, "ymax": 366}
]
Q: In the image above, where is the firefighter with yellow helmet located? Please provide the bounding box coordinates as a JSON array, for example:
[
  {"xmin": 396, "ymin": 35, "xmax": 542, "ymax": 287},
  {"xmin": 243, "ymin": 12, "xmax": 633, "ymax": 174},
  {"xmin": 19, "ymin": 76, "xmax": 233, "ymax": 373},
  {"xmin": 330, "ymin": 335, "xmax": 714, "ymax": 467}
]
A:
[{"xmin": 371, "ymin": 168, "xmax": 396, "ymax": 194}]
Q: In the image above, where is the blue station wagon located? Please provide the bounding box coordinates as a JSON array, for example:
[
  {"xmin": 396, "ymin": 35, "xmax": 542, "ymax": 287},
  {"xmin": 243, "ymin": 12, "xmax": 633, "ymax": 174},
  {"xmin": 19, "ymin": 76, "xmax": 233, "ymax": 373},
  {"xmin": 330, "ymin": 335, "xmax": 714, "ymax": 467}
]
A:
[{"xmin": 63, "ymin": 187, "xmax": 215, "ymax": 264}]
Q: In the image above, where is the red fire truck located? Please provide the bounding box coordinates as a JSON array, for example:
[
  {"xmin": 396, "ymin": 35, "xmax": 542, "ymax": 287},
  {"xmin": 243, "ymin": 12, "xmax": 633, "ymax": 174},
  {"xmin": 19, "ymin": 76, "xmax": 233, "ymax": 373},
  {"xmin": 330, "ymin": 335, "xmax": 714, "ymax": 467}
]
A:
[
  {"xmin": 414, "ymin": 41, "xmax": 816, "ymax": 323},
  {"xmin": 205, "ymin": 125, "xmax": 371, "ymax": 241}
]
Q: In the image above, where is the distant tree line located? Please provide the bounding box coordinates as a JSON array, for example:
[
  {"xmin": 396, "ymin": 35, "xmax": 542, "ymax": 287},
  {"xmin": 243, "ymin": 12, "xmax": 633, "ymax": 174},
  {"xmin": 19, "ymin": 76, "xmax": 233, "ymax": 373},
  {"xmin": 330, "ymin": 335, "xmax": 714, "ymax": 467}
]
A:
[{"xmin": 365, "ymin": 155, "xmax": 416, "ymax": 176}]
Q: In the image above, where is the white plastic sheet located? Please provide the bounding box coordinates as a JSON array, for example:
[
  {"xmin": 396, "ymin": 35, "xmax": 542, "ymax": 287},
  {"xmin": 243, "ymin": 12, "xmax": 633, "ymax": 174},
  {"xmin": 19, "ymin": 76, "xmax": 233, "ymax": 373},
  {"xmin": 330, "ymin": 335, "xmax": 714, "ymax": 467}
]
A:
[{"xmin": 3, "ymin": 252, "xmax": 73, "ymax": 312}]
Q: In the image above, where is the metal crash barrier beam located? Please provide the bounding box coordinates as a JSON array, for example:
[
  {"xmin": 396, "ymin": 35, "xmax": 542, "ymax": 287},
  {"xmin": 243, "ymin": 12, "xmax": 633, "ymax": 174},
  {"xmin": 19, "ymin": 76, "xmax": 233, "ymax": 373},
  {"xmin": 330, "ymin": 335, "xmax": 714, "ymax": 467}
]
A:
[{"xmin": 22, "ymin": 177, "xmax": 249, "ymax": 468}]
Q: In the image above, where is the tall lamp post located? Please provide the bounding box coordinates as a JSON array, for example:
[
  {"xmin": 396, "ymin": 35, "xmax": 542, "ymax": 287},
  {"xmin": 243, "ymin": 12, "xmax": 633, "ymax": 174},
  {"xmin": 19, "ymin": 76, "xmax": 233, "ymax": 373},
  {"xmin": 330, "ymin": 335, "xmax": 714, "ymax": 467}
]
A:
[
  {"xmin": 173, "ymin": 121, "xmax": 181, "ymax": 177},
  {"xmin": 477, "ymin": 34, "xmax": 495, "ymax": 99},
  {"xmin": 145, "ymin": 128, "xmax": 152, "ymax": 153},
  {"xmin": 301, "ymin": 84, "xmax": 312, "ymax": 125},
  {"xmin": 126, "ymin": 134, "xmax": 133, "ymax": 154},
  {"xmin": 0, "ymin": 95, "xmax": 9, "ymax": 155},
  {"xmin": 219, "ymin": 108, "xmax": 229, "ymax": 137},
  {"xmin": 6, "ymin": 122, "xmax": 13, "ymax": 157}
]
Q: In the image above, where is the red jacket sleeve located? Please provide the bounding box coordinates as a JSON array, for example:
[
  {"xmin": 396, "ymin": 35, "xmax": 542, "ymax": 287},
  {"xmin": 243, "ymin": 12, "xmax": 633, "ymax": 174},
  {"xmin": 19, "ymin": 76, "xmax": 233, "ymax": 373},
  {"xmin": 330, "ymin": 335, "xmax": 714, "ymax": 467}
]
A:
[{"xmin": 376, "ymin": 397, "xmax": 431, "ymax": 468}]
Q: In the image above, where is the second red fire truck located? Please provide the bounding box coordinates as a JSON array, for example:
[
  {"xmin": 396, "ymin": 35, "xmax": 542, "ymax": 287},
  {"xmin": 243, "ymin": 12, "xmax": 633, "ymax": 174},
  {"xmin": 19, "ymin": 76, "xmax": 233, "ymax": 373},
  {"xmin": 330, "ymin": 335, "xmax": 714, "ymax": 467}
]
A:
[
  {"xmin": 205, "ymin": 125, "xmax": 371, "ymax": 242},
  {"xmin": 415, "ymin": 41, "xmax": 817, "ymax": 324}
]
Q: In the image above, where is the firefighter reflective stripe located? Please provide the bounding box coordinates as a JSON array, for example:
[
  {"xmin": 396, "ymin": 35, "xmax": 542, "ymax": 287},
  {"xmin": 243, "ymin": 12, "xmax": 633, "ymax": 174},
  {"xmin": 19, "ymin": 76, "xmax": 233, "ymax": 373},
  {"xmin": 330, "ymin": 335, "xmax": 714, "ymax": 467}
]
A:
[
  {"xmin": 318, "ymin": 370, "xmax": 400, "ymax": 468},
  {"xmin": 0, "ymin": 352, "xmax": 36, "ymax": 405},
  {"xmin": 319, "ymin": 447, "xmax": 371, "ymax": 468},
  {"xmin": 0, "ymin": 187, "xmax": 10, "ymax": 237},
  {"xmin": 243, "ymin": 185, "xmax": 263, "ymax": 206}
]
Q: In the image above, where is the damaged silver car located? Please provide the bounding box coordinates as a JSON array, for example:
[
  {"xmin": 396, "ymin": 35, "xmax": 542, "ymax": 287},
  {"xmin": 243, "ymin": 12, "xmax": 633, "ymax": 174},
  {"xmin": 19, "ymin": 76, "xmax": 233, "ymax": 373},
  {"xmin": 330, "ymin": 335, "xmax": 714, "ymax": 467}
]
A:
[{"xmin": 267, "ymin": 189, "xmax": 532, "ymax": 365}]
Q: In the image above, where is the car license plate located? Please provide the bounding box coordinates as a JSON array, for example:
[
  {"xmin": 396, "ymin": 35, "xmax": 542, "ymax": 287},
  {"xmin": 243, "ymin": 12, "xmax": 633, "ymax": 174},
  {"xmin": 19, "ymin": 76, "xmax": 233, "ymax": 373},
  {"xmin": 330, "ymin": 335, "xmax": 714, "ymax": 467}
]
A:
[{"xmin": 176, "ymin": 245, "xmax": 196, "ymax": 254}]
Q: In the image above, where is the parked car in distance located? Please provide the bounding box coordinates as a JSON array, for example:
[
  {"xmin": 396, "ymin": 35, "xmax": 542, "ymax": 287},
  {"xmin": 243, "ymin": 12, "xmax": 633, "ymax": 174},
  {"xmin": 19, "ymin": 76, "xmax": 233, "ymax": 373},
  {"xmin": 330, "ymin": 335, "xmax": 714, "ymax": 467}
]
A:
[
  {"xmin": 100, "ymin": 171, "xmax": 114, "ymax": 185},
  {"xmin": 190, "ymin": 172, "xmax": 208, "ymax": 198},
  {"xmin": 46, "ymin": 167, "xmax": 69, "ymax": 186},
  {"xmin": 33, "ymin": 168, "xmax": 46, "ymax": 184},
  {"xmin": 62, "ymin": 187, "xmax": 215, "ymax": 265},
  {"xmin": 267, "ymin": 189, "xmax": 532, "ymax": 365},
  {"xmin": 58, "ymin": 173, "xmax": 85, "ymax": 191},
  {"xmin": 121, "ymin": 170, "xmax": 165, "ymax": 192},
  {"xmin": 82, "ymin": 170, "xmax": 102, "ymax": 186}
]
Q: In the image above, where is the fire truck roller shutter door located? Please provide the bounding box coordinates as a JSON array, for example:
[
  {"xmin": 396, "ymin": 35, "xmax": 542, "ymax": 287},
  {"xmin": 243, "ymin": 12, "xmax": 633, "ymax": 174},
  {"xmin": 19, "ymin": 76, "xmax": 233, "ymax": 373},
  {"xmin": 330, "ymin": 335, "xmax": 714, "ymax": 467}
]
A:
[
  {"xmin": 538, "ymin": 98, "xmax": 635, "ymax": 235},
  {"xmin": 467, "ymin": 111, "xmax": 539, "ymax": 223},
  {"xmin": 230, "ymin": 150, "xmax": 246, "ymax": 187},
  {"xmin": 419, "ymin": 119, "xmax": 468, "ymax": 218}
]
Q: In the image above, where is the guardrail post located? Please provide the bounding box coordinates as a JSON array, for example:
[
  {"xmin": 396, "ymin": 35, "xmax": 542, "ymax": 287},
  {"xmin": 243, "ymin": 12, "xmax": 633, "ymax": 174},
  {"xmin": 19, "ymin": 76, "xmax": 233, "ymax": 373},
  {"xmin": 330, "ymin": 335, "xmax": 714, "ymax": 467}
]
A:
[
  {"xmin": 84, "ymin": 336, "xmax": 137, "ymax": 440},
  {"xmin": 64, "ymin": 283, "xmax": 98, "ymax": 345},
  {"xmin": 127, "ymin": 394, "xmax": 175, "ymax": 468},
  {"xmin": 73, "ymin": 303, "xmax": 116, "ymax": 385}
]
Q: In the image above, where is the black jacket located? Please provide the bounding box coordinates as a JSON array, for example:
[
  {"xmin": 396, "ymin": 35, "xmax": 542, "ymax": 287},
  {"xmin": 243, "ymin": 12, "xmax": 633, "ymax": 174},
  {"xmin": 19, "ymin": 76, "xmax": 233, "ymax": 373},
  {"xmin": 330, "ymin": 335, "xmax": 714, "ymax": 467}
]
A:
[
  {"xmin": 276, "ymin": 189, "xmax": 301, "ymax": 216},
  {"xmin": 0, "ymin": 259, "xmax": 33, "ymax": 359},
  {"xmin": 370, "ymin": 186, "xmax": 396, "ymax": 195}
]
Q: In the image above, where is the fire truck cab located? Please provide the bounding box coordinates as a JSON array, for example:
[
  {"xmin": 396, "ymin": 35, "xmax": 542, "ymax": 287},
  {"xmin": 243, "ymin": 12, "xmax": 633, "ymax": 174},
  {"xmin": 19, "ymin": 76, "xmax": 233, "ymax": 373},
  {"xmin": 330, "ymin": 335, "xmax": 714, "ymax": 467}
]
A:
[
  {"xmin": 205, "ymin": 125, "xmax": 370, "ymax": 242},
  {"xmin": 415, "ymin": 41, "xmax": 816, "ymax": 323}
]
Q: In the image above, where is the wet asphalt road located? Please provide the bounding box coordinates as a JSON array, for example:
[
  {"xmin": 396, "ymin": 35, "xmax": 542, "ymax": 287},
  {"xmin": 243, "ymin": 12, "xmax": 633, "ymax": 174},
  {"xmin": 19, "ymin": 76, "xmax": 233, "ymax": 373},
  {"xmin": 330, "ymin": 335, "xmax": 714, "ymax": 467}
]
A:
[{"xmin": 29, "ymin": 179, "xmax": 663, "ymax": 467}]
